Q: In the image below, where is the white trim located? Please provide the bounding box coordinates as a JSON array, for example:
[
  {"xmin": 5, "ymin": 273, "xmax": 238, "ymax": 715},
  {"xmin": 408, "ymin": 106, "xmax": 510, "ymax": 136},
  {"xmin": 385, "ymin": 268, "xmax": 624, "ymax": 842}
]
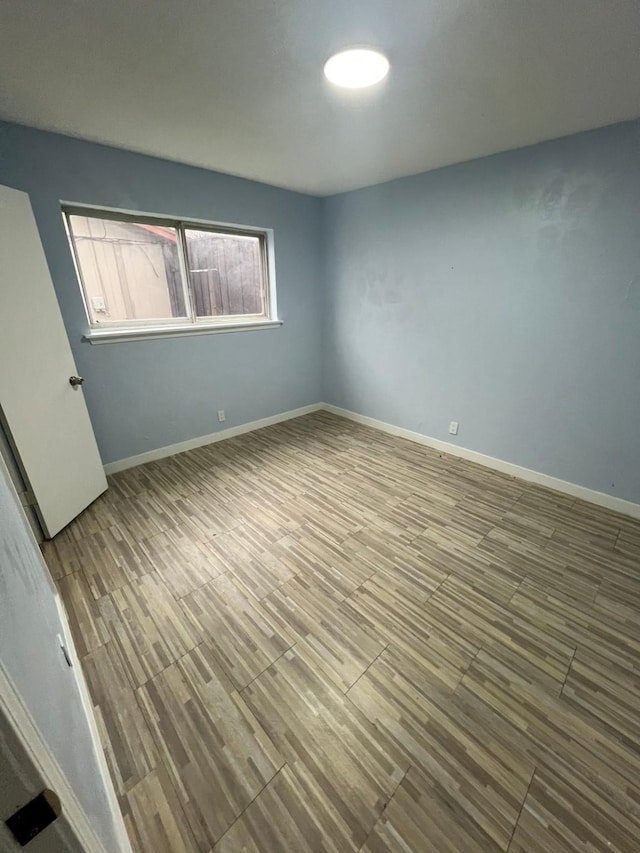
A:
[
  {"xmin": 103, "ymin": 403, "xmax": 323, "ymax": 474},
  {"xmin": 54, "ymin": 595, "xmax": 133, "ymax": 853},
  {"xmin": 323, "ymin": 404, "xmax": 640, "ymax": 520},
  {"xmin": 60, "ymin": 200, "xmax": 274, "ymax": 236},
  {"xmin": 103, "ymin": 400, "xmax": 640, "ymax": 519},
  {"xmin": 0, "ymin": 663, "xmax": 109, "ymax": 853},
  {"xmin": 84, "ymin": 318, "xmax": 282, "ymax": 344}
]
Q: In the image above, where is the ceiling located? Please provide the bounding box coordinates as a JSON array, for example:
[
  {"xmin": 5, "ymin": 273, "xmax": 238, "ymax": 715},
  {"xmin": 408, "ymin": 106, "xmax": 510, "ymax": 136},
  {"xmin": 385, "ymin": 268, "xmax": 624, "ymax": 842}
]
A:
[{"xmin": 1, "ymin": 0, "xmax": 639, "ymax": 196}]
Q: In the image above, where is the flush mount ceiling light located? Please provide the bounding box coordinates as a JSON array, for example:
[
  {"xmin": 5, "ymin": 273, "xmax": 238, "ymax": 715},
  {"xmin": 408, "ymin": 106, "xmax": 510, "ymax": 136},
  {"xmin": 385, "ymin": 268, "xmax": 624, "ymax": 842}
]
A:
[{"xmin": 323, "ymin": 48, "xmax": 390, "ymax": 89}]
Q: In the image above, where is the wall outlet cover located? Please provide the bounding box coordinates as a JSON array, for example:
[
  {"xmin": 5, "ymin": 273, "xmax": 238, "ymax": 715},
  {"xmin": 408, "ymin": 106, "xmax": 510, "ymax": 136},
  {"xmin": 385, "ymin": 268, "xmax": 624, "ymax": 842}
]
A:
[
  {"xmin": 217, "ymin": 410, "xmax": 226, "ymax": 422},
  {"xmin": 449, "ymin": 421, "xmax": 459, "ymax": 435}
]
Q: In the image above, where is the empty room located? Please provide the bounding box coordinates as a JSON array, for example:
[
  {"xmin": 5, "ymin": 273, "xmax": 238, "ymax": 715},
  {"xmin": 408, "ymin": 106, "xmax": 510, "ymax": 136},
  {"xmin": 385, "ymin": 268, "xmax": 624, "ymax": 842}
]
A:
[{"xmin": 1, "ymin": 1, "xmax": 639, "ymax": 851}]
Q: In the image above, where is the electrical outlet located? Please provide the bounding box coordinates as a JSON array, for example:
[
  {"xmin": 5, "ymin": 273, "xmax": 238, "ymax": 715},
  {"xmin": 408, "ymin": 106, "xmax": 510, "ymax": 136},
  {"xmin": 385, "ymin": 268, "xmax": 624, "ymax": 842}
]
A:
[
  {"xmin": 217, "ymin": 410, "xmax": 226, "ymax": 422},
  {"xmin": 91, "ymin": 295, "xmax": 106, "ymax": 313},
  {"xmin": 448, "ymin": 421, "xmax": 459, "ymax": 435}
]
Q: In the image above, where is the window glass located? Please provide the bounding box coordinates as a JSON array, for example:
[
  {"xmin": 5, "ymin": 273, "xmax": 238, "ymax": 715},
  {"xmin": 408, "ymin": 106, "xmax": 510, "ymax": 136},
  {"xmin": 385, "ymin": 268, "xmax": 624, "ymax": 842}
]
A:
[
  {"xmin": 184, "ymin": 229, "xmax": 264, "ymax": 318},
  {"xmin": 65, "ymin": 210, "xmax": 271, "ymax": 331},
  {"xmin": 67, "ymin": 215, "xmax": 185, "ymax": 324}
]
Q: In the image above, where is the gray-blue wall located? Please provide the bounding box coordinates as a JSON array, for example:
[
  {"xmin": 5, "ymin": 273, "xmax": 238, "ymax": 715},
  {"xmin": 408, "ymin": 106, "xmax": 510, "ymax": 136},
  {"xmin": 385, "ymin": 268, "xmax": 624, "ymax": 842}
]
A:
[
  {"xmin": 0, "ymin": 455, "xmax": 122, "ymax": 852},
  {"xmin": 1, "ymin": 119, "xmax": 639, "ymax": 503},
  {"xmin": 0, "ymin": 121, "xmax": 323, "ymax": 464},
  {"xmin": 323, "ymin": 121, "xmax": 640, "ymax": 503}
]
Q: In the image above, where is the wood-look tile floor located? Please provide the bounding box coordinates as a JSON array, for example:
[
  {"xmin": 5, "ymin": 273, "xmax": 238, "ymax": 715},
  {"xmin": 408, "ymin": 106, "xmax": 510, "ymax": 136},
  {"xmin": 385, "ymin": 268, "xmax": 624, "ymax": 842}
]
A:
[{"xmin": 42, "ymin": 412, "xmax": 640, "ymax": 853}]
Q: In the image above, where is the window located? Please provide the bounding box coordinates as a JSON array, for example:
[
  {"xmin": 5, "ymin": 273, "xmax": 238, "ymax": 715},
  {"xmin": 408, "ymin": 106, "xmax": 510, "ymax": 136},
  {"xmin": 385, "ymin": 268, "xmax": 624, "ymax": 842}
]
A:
[{"xmin": 63, "ymin": 207, "xmax": 277, "ymax": 342}]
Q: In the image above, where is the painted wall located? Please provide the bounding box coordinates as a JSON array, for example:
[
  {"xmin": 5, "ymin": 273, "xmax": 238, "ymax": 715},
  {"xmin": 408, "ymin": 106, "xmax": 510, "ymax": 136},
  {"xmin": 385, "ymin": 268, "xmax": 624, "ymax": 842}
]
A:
[
  {"xmin": 0, "ymin": 121, "xmax": 323, "ymax": 465},
  {"xmin": 0, "ymin": 456, "xmax": 121, "ymax": 851},
  {"xmin": 323, "ymin": 121, "xmax": 640, "ymax": 503},
  {"xmin": 1, "ymin": 118, "xmax": 639, "ymax": 502}
]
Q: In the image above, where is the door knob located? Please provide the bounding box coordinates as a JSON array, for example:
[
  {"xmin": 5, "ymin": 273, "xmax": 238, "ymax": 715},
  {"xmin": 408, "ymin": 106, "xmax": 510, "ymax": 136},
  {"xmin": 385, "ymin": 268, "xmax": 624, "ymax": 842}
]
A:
[{"xmin": 69, "ymin": 375, "xmax": 84, "ymax": 387}]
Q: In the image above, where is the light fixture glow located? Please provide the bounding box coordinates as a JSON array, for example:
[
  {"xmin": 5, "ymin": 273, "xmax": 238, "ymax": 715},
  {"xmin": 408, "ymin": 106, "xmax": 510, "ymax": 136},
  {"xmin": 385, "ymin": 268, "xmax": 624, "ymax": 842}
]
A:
[{"xmin": 324, "ymin": 48, "xmax": 389, "ymax": 89}]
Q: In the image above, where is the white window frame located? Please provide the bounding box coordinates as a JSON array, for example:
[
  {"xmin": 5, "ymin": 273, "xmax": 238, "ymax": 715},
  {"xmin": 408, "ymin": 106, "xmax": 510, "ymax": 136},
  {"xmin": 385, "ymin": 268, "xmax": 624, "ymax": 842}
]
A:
[{"xmin": 62, "ymin": 203, "xmax": 280, "ymax": 344}]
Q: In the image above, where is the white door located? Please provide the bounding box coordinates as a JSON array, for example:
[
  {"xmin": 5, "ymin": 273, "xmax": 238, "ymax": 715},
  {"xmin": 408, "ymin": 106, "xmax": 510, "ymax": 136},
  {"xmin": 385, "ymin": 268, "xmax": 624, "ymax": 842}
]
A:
[{"xmin": 0, "ymin": 184, "xmax": 107, "ymax": 537}]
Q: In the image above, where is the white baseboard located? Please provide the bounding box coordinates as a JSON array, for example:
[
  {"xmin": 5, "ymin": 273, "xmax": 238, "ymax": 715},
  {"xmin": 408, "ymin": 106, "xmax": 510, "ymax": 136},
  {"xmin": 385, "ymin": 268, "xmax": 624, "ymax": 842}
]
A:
[
  {"xmin": 54, "ymin": 596, "xmax": 133, "ymax": 853},
  {"xmin": 103, "ymin": 403, "xmax": 323, "ymax": 475},
  {"xmin": 323, "ymin": 404, "xmax": 640, "ymax": 520},
  {"xmin": 103, "ymin": 400, "xmax": 640, "ymax": 520}
]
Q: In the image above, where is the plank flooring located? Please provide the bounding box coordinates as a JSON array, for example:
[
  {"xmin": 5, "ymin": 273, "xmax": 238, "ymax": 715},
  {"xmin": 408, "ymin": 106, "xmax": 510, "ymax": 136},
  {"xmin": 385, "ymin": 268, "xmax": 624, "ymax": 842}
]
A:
[{"xmin": 43, "ymin": 411, "xmax": 640, "ymax": 852}]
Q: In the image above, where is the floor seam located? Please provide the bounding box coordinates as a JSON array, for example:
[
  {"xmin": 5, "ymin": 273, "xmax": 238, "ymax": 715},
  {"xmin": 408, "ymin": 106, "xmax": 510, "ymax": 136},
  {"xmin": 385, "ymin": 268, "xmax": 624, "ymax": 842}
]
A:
[
  {"xmin": 345, "ymin": 642, "xmax": 390, "ymax": 696},
  {"xmin": 210, "ymin": 764, "xmax": 287, "ymax": 852},
  {"xmin": 238, "ymin": 642, "xmax": 297, "ymax": 694},
  {"xmin": 505, "ymin": 765, "xmax": 537, "ymax": 852},
  {"xmin": 453, "ymin": 642, "xmax": 483, "ymax": 693},
  {"xmin": 356, "ymin": 765, "xmax": 411, "ymax": 852},
  {"xmin": 130, "ymin": 639, "xmax": 209, "ymax": 692},
  {"xmin": 506, "ymin": 573, "xmax": 528, "ymax": 607},
  {"xmin": 558, "ymin": 645, "xmax": 578, "ymax": 699}
]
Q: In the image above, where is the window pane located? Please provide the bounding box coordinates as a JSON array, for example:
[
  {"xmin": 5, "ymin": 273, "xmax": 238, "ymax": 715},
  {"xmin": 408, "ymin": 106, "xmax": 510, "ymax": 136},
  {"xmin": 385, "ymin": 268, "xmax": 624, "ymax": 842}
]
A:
[
  {"xmin": 67, "ymin": 215, "xmax": 186, "ymax": 324},
  {"xmin": 184, "ymin": 229, "xmax": 265, "ymax": 318}
]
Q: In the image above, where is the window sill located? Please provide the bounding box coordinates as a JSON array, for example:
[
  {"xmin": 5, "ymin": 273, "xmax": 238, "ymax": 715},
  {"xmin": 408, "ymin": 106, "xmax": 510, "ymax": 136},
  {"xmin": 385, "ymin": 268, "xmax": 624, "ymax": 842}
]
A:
[{"xmin": 83, "ymin": 319, "xmax": 283, "ymax": 344}]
